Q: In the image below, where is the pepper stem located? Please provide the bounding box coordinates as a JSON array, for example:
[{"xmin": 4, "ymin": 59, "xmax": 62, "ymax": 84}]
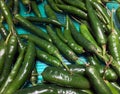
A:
[
  {"xmin": 5, "ymin": 31, "xmax": 12, "ymax": 44},
  {"xmin": 95, "ymin": 52, "xmax": 109, "ymax": 64},
  {"xmin": 102, "ymin": 56, "xmax": 113, "ymax": 80},
  {"xmin": 102, "ymin": 44, "xmax": 106, "ymax": 56}
]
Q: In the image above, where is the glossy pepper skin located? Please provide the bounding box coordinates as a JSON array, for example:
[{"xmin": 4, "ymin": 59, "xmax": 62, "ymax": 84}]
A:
[
  {"xmin": 105, "ymin": 80, "xmax": 119, "ymax": 94},
  {"xmin": 0, "ymin": 0, "xmax": 24, "ymax": 51},
  {"xmin": 0, "ymin": 23, "xmax": 9, "ymax": 40},
  {"xmin": 80, "ymin": 24, "xmax": 102, "ymax": 53},
  {"xmin": 44, "ymin": 4, "xmax": 68, "ymax": 43},
  {"xmin": 20, "ymin": 34, "xmax": 63, "ymax": 63},
  {"xmin": 111, "ymin": 59, "xmax": 120, "ymax": 79},
  {"xmin": 0, "ymin": 0, "xmax": 14, "ymax": 31},
  {"xmin": 46, "ymin": 25, "xmax": 81, "ymax": 65},
  {"xmin": 56, "ymin": 4, "xmax": 88, "ymax": 20},
  {"xmin": 86, "ymin": 0, "xmax": 107, "ymax": 46},
  {"xmin": 36, "ymin": 49, "xmax": 63, "ymax": 67},
  {"xmin": 90, "ymin": 1, "xmax": 110, "ymax": 25},
  {"xmin": 67, "ymin": 64, "xmax": 86, "ymax": 75},
  {"xmin": 0, "ymin": 42, "xmax": 7, "ymax": 75},
  {"xmin": 25, "ymin": 16, "xmax": 64, "ymax": 27},
  {"xmin": 108, "ymin": 31, "xmax": 120, "ymax": 62},
  {"xmin": 47, "ymin": 0, "xmax": 62, "ymax": 12},
  {"xmin": 4, "ymin": 41, "xmax": 36, "ymax": 94},
  {"xmin": 0, "ymin": 48, "xmax": 25, "ymax": 94},
  {"xmin": 111, "ymin": 82, "xmax": 120, "ymax": 92},
  {"xmin": 15, "ymin": 14, "xmax": 52, "ymax": 42},
  {"xmin": 42, "ymin": 66, "xmax": 90, "ymax": 89},
  {"xmin": 64, "ymin": 16, "xmax": 84, "ymax": 54},
  {"xmin": 0, "ymin": 35, "xmax": 18, "ymax": 86},
  {"xmin": 87, "ymin": 55, "xmax": 118, "ymax": 81},
  {"xmin": 69, "ymin": 19, "xmax": 98, "ymax": 54},
  {"xmin": 14, "ymin": 84, "xmax": 88, "ymax": 94},
  {"xmin": 85, "ymin": 66, "xmax": 112, "ymax": 94},
  {"xmin": 62, "ymin": 0, "xmax": 87, "ymax": 12}
]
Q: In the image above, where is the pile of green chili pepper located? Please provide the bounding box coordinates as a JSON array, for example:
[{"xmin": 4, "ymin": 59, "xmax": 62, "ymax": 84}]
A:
[{"xmin": 1, "ymin": 0, "xmax": 120, "ymax": 94}]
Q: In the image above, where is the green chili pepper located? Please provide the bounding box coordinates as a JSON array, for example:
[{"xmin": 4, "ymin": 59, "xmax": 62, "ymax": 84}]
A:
[
  {"xmin": 65, "ymin": 64, "xmax": 86, "ymax": 75},
  {"xmin": 70, "ymin": 13, "xmax": 108, "ymax": 62},
  {"xmin": 4, "ymin": 41, "xmax": 36, "ymax": 94},
  {"xmin": 78, "ymin": 19, "xmax": 92, "ymax": 33},
  {"xmin": 0, "ymin": 42, "xmax": 7, "ymax": 75},
  {"xmin": 64, "ymin": 15, "xmax": 84, "ymax": 54},
  {"xmin": 87, "ymin": 55, "xmax": 118, "ymax": 81},
  {"xmin": 46, "ymin": 25, "xmax": 82, "ymax": 65},
  {"xmin": 111, "ymin": 82, "xmax": 120, "ymax": 92},
  {"xmin": 47, "ymin": 0, "xmax": 62, "ymax": 12},
  {"xmin": 47, "ymin": 25, "xmax": 79, "ymax": 71},
  {"xmin": 42, "ymin": 66, "xmax": 90, "ymax": 89},
  {"xmin": 14, "ymin": 84, "xmax": 89, "ymax": 94},
  {"xmin": 15, "ymin": 14, "xmax": 52, "ymax": 42},
  {"xmin": 36, "ymin": 49, "xmax": 63, "ymax": 67},
  {"xmin": 69, "ymin": 19, "xmax": 97, "ymax": 53},
  {"xmin": 0, "ymin": 48, "xmax": 25, "ymax": 94},
  {"xmin": 62, "ymin": 0, "xmax": 87, "ymax": 12},
  {"xmin": 91, "ymin": 0, "xmax": 103, "ymax": 4},
  {"xmin": 111, "ymin": 59, "xmax": 120, "ymax": 79},
  {"xmin": 44, "ymin": 4, "xmax": 68, "ymax": 43},
  {"xmin": 113, "ymin": 25, "xmax": 120, "ymax": 41},
  {"xmin": 0, "ymin": 0, "xmax": 24, "ymax": 50},
  {"xmin": 99, "ymin": 20, "xmax": 111, "ymax": 34},
  {"xmin": 85, "ymin": 66, "xmax": 112, "ymax": 94},
  {"xmin": 44, "ymin": 4, "xmax": 58, "ymax": 20},
  {"xmin": 91, "ymin": 1, "xmax": 110, "ymax": 25},
  {"xmin": 0, "ymin": 34, "xmax": 18, "ymax": 86},
  {"xmin": 95, "ymin": 10, "xmax": 107, "ymax": 25},
  {"xmin": 81, "ymin": 89, "xmax": 94, "ymax": 94},
  {"xmin": 91, "ymin": 1, "xmax": 111, "ymax": 34},
  {"xmin": 108, "ymin": 31, "xmax": 120, "ymax": 62},
  {"xmin": 31, "ymin": 1, "xmax": 41, "ymax": 17},
  {"xmin": 0, "ymin": 0, "xmax": 14, "ymax": 31},
  {"xmin": 86, "ymin": 0, "xmax": 107, "ymax": 47},
  {"xmin": 56, "ymin": 4, "xmax": 88, "ymax": 20},
  {"xmin": 54, "ymin": 0, "xmax": 64, "ymax": 4},
  {"xmin": 104, "ymin": 80, "xmax": 119, "ymax": 94},
  {"xmin": 0, "ymin": 33, "xmax": 11, "ymax": 75},
  {"xmin": 80, "ymin": 24, "xmax": 102, "ymax": 53},
  {"xmin": 80, "ymin": 24, "xmax": 98, "ymax": 46},
  {"xmin": 0, "ymin": 23, "xmax": 9, "ymax": 40},
  {"xmin": 25, "ymin": 16, "xmax": 65, "ymax": 27},
  {"xmin": 20, "ymin": 34, "xmax": 63, "ymax": 65}
]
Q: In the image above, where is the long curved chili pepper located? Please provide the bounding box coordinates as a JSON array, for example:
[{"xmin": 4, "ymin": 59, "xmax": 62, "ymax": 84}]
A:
[
  {"xmin": 0, "ymin": 48, "xmax": 25, "ymax": 94},
  {"xmin": 4, "ymin": 41, "xmax": 36, "ymax": 94}
]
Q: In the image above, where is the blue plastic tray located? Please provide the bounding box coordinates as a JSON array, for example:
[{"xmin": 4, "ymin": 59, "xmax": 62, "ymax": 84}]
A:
[{"xmin": 17, "ymin": 0, "xmax": 120, "ymax": 85}]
